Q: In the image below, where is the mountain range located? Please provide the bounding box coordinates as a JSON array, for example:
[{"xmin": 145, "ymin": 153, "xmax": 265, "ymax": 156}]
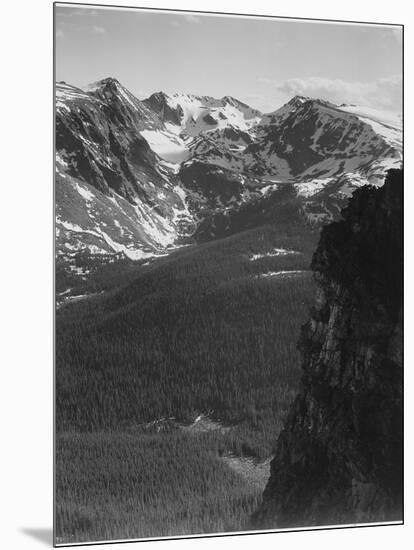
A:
[{"xmin": 55, "ymin": 77, "xmax": 402, "ymax": 272}]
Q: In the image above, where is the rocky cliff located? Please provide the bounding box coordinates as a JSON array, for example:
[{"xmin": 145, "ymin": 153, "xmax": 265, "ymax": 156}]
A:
[{"xmin": 253, "ymin": 169, "xmax": 403, "ymax": 528}]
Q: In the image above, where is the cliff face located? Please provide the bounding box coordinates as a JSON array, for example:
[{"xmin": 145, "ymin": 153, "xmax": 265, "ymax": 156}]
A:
[{"xmin": 253, "ymin": 169, "xmax": 403, "ymax": 528}]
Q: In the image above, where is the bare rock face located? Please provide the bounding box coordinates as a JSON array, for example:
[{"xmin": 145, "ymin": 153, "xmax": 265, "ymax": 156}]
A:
[
  {"xmin": 253, "ymin": 169, "xmax": 403, "ymax": 528},
  {"xmin": 143, "ymin": 91, "xmax": 184, "ymax": 126}
]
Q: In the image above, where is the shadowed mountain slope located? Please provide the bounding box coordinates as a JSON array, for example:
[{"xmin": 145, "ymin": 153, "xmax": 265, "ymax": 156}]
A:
[{"xmin": 253, "ymin": 169, "xmax": 403, "ymax": 528}]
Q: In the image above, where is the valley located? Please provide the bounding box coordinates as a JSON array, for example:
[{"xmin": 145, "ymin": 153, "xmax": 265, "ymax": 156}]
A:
[{"xmin": 56, "ymin": 213, "xmax": 318, "ymax": 542}]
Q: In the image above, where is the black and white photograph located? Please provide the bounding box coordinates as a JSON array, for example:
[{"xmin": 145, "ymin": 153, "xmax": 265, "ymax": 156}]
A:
[{"xmin": 54, "ymin": 2, "xmax": 403, "ymax": 546}]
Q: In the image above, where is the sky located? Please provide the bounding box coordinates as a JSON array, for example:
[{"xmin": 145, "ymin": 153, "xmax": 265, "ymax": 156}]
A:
[{"xmin": 55, "ymin": 3, "xmax": 403, "ymax": 113}]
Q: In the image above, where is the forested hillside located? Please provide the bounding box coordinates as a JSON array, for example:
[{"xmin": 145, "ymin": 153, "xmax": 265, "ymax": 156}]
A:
[{"xmin": 56, "ymin": 212, "xmax": 318, "ymax": 542}]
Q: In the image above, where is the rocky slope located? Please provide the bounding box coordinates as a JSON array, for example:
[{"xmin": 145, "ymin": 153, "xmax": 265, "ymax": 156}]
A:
[
  {"xmin": 55, "ymin": 78, "xmax": 402, "ymax": 265},
  {"xmin": 56, "ymin": 79, "xmax": 194, "ymax": 261},
  {"xmin": 143, "ymin": 91, "xmax": 261, "ymax": 136},
  {"xmin": 253, "ymin": 169, "xmax": 403, "ymax": 528}
]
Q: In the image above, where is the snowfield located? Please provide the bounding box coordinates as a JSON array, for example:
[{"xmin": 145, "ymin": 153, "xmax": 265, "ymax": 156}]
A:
[
  {"xmin": 164, "ymin": 93, "xmax": 261, "ymax": 136},
  {"xmin": 338, "ymin": 104, "xmax": 402, "ymax": 150},
  {"xmin": 250, "ymin": 249, "xmax": 301, "ymax": 261},
  {"xmin": 140, "ymin": 130, "xmax": 191, "ymax": 163},
  {"xmin": 338, "ymin": 105, "xmax": 402, "ymax": 131},
  {"xmin": 295, "ymin": 178, "xmax": 333, "ymax": 198},
  {"xmin": 256, "ymin": 270, "xmax": 308, "ymax": 279}
]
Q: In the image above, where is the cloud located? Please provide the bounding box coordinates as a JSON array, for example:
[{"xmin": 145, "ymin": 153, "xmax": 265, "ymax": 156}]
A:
[
  {"xmin": 268, "ymin": 75, "xmax": 402, "ymax": 112},
  {"xmin": 56, "ymin": 28, "xmax": 65, "ymax": 39}
]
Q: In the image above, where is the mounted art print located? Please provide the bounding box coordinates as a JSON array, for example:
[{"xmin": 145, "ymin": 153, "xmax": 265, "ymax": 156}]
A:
[{"xmin": 54, "ymin": 2, "xmax": 403, "ymax": 545}]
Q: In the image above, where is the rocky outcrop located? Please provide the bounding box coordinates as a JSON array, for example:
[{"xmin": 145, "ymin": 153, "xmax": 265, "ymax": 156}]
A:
[
  {"xmin": 143, "ymin": 91, "xmax": 184, "ymax": 126},
  {"xmin": 56, "ymin": 80, "xmax": 165, "ymax": 201},
  {"xmin": 55, "ymin": 81, "xmax": 194, "ymax": 259},
  {"xmin": 253, "ymin": 169, "xmax": 403, "ymax": 528}
]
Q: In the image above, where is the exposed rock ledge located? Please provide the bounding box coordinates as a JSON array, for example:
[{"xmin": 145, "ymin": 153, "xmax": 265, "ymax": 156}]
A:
[{"xmin": 253, "ymin": 169, "xmax": 403, "ymax": 529}]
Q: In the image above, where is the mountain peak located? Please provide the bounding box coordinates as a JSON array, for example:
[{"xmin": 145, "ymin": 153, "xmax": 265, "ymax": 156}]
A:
[
  {"xmin": 143, "ymin": 91, "xmax": 185, "ymax": 126},
  {"xmin": 85, "ymin": 77, "xmax": 122, "ymax": 93},
  {"xmin": 284, "ymin": 95, "xmax": 339, "ymax": 112},
  {"xmin": 221, "ymin": 95, "xmax": 258, "ymax": 112},
  {"xmin": 149, "ymin": 91, "xmax": 169, "ymax": 100},
  {"xmin": 287, "ymin": 95, "xmax": 310, "ymax": 106},
  {"xmin": 221, "ymin": 95, "xmax": 239, "ymax": 105}
]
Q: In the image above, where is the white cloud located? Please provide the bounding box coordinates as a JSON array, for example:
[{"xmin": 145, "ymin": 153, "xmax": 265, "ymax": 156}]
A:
[
  {"xmin": 268, "ymin": 75, "xmax": 402, "ymax": 112},
  {"xmin": 56, "ymin": 28, "xmax": 65, "ymax": 39}
]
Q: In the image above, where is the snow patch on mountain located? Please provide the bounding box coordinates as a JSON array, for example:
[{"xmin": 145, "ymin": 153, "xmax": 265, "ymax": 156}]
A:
[
  {"xmin": 257, "ymin": 270, "xmax": 307, "ymax": 279},
  {"xmin": 338, "ymin": 105, "xmax": 401, "ymax": 130},
  {"xmin": 250, "ymin": 249, "xmax": 301, "ymax": 261},
  {"xmin": 140, "ymin": 129, "xmax": 190, "ymax": 162},
  {"xmin": 338, "ymin": 105, "xmax": 402, "ymax": 150},
  {"xmin": 295, "ymin": 178, "xmax": 334, "ymax": 198},
  {"xmin": 160, "ymin": 93, "xmax": 261, "ymax": 136}
]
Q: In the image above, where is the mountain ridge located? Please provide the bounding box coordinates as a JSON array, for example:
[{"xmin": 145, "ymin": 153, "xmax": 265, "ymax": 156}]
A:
[{"xmin": 55, "ymin": 77, "xmax": 402, "ymax": 271}]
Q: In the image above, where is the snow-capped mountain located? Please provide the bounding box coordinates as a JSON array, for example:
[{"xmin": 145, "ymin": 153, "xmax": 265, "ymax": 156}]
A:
[
  {"xmin": 138, "ymin": 91, "xmax": 261, "ymax": 165},
  {"xmin": 254, "ymin": 96, "xmax": 401, "ymax": 179},
  {"xmin": 55, "ymin": 77, "xmax": 402, "ymax": 265},
  {"xmin": 144, "ymin": 92, "xmax": 261, "ymax": 135},
  {"xmin": 56, "ymin": 79, "xmax": 194, "ymax": 262},
  {"xmin": 179, "ymin": 94, "xmax": 401, "ymax": 227}
]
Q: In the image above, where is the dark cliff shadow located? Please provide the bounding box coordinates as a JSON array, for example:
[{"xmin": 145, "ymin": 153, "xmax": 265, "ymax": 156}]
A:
[{"xmin": 20, "ymin": 528, "xmax": 53, "ymax": 546}]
